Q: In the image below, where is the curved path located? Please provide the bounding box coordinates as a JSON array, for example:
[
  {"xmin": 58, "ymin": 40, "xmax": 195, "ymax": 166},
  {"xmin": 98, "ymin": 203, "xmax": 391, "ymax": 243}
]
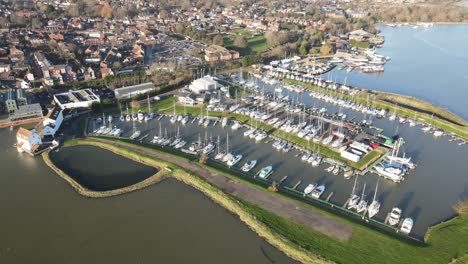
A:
[{"xmin": 92, "ymin": 137, "xmax": 353, "ymax": 241}]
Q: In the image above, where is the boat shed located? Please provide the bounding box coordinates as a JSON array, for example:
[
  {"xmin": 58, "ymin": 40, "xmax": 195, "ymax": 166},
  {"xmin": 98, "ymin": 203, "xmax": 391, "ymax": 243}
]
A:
[{"xmin": 114, "ymin": 82, "xmax": 156, "ymax": 99}]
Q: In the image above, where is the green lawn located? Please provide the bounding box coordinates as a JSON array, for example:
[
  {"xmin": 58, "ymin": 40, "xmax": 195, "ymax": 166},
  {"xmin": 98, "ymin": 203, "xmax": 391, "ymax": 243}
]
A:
[
  {"xmin": 349, "ymin": 39, "xmax": 371, "ymax": 49},
  {"xmin": 223, "ymin": 34, "xmax": 269, "ymax": 55},
  {"xmin": 240, "ymin": 200, "xmax": 468, "ymax": 264}
]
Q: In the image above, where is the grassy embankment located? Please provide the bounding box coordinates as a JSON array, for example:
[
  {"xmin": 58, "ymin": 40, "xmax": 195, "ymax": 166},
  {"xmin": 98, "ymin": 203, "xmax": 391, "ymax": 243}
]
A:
[
  {"xmin": 53, "ymin": 139, "xmax": 327, "ymax": 264},
  {"xmin": 349, "ymin": 39, "xmax": 371, "ymax": 49},
  {"xmin": 285, "ymin": 79, "xmax": 468, "ymax": 140},
  {"xmin": 130, "ymin": 96, "xmax": 383, "ymax": 170},
  {"xmin": 56, "ymin": 138, "xmax": 468, "ymax": 264}
]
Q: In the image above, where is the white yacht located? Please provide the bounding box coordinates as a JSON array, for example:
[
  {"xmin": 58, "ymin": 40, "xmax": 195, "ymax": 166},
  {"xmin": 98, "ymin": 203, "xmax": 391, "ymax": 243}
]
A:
[
  {"xmin": 137, "ymin": 111, "xmax": 144, "ymax": 121},
  {"xmin": 227, "ymin": 154, "xmax": 242, "ymax": 167},
  {"xmin": 389, "ymin": 208, "xmax": 402, "ymax": 226},
  {"xmin": 129, "ymin": 130, "xmax": 141, "ymax": 140},
  {"xmin": 355, "ymin": 183, "xmax": 368, "ymax": 213},
  {"xmin": 322, "ymin": 135, "xmax": 334, "ymax": 145},
  {"xmin": 367, "ymin": 183, "xmax": 381, "ymax": 218},
  {"xmin": 255, "ymin": 131, "xmax": 268, "ymax": 141},
  {"xmin": 174, "ymin": 140, "xmax": 187, "ymax": 149},
  {"xmin": 303, "ymin": 183, "xmax": 317, "ymax": 195},
  {"xmin": 311, "ymin": 185, "xmax": 325, "ymax": 199},
  {"xmin": 221, "ymin": 117, "xmax": 229, "ymax": 128},
  {"xmin": 244, "ymin": 127, "xmax": 256, "ymax": 137},
  {"xmin": 400, "ymin": 218, "xmax": 413, "ymax": 234},
  {"xmin": 231, "ymin": 121, "xmax": 242, "ymax": 130},
  {"xmin": 214, "ymin": 150, "xmax": 226, "ymax": 160},
  {"xmin": 241, "ymin": 160, "xmax": 257, "ymax": 172},
  {"xmin": 258, "ymin": 166, "xmax": 273, "ymax": 178}
]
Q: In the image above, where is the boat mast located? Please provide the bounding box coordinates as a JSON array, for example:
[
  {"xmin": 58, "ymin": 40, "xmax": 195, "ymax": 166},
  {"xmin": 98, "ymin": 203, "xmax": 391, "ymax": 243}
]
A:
[
  {"xmin": 351, "ymin": 176, "xmax": 358, "ymax": 196},
  {"xmin": 373, "ymin": 180, "xmax": 379, "ymax": 202}
]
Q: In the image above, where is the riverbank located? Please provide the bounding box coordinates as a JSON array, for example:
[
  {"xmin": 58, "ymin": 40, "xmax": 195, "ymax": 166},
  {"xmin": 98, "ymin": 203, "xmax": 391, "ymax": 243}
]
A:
[
  {"xmin": 47, "ymin": 138, "xmax": 329, "ymax": 264},
  {"xmin": 53, "ymin": 137, "xmax": 468, "ymax": 264},
  {"xmin": 284, "ymin": 79, "xmax": 468, "ymax": 140}
]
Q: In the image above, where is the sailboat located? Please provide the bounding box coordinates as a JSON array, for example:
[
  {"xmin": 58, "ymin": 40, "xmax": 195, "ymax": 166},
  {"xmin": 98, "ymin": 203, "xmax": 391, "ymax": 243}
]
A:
[
  {"xmin": 367, "ymin": 181, "xmax": 381, "ymax": 218},
  {"xmin": 355, "ymin": 183, "xmax": 368, "ymax": 213},
  {"xmin": 129, "ymin": 108, "xmax": 141, "ymax": 140},
  {"xmin": 347, "ymin": 176, "xmax": 360, "ymax": 210},
  {"xmin": 170, "ymin": 103, "xmax": 177, "ymax": 123},
  {"xmin": 222, "ymin": 134, "xmax": 233, "ymax": 162}
]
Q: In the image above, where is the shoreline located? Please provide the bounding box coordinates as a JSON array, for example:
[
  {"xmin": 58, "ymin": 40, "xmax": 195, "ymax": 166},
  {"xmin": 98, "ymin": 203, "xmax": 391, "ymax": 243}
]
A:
[{"xmin": 44, "ymin": 139, "xmax": 328, "ymax": 264}]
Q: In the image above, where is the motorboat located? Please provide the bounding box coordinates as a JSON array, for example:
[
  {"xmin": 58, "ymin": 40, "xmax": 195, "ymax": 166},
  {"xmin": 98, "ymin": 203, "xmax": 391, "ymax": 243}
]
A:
[
  {"xmin": 389, "ymin": 208, "xmax": 402, "ymax": 226},
  {"xmin": 303, "ymin": 183, "xmax": 317, "ymax": 195},
  {"xmin": 241, "ymin": 160, "xmax": 257, "ymax": 172},
  {"xmin": 400, "ymin": 218, "xmax": 413, "ymax": 234},
  {"xmin": 325, "ymin": 165, "xmax": 335, "ymax": 172},
  {"xmin": 255, "ymin": 131, "xmax": 268, "ymax": 141},
  {"xmin": 170, "ymin": 115, "xmax": 178, "ymax": 123},
  {"xmin": 244, "ymin": 127, "xmax": 256, "ymax": 137},
  {"xmin": 311, "ymin": 184, "xmax": 325, "ymax": 199},
  {"xmin": 227, "ymin": 154, "xmax": 242, "ymax": 167},
  {"xmin": 137, "ymin": 111, "xmax": 144, "ymax": 121},
  {"xmin": 311, "ymin": 156, "xmax": 322, "ymax": 167},
  {"xmin": 203, "ymin": 119, "xmax": 211, "ymax": 127},
  {"xmin": 119, "ymin": 115, "xmax": 125, "ymax": 122},
  {"xmin": 231, "ymin": 121, "xmax": 242, "ymax": 130},
  {"xmin": 433, "ymin": 131, "xmax": 443, "ymax": 137},
  {"xmin": 258, "ymin": 166, "xmax": 273, "ymax": 178},
  {"xmin": 301, "ymin": 152, "xmax": 311, "ymax": 162},
  {"xmin": 322, "ymin": 135, "xmax": 334, "ymax": 145},
  {"xmin": 332, "ymin": 166, "xmax": 340, "ymax": 175},
  {"xmin": 126, "ymin": 115, "xmax": 131, "ymax": 122}
]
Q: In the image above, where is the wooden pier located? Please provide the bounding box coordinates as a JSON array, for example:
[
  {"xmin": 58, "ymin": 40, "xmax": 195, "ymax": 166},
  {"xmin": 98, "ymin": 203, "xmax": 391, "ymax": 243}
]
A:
[
  {"xmin": 292, "ymin": 180, "xmax": 302, "ymax": 190},
  {"xmin": 325, "ymin": 192, "xmax": 334, "ymax": 202},
  {"xmin": 279, "ymin": 175, "xmax": 288, "ymax": 184}
]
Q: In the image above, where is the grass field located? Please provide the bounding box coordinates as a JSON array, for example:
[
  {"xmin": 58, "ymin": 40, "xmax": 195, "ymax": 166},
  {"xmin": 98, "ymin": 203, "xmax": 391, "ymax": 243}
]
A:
[
  {"xmin": 240, "ymin": 199, "xmax": 468, "ymax": 264},
  {"xmin": 349, "ymin": 39, "xmax": 371, "ymax": 49},
  {"xmin": 223, "ymin": 34, "xmax": 269, "ymax": 55}
]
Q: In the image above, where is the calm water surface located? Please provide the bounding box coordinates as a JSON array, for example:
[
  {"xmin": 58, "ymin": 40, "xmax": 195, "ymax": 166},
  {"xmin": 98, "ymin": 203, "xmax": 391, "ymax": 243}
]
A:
[
  {"xmin": 50, "ymin": 145, "xmax": 157, "ymax": 191},
  {"xmin": 0, "ymin": 129, "xmax": 293, "ymax": 263},
  {"xmin": 323, "ymin": 25, "xmax": 468, "ymax": 120}
]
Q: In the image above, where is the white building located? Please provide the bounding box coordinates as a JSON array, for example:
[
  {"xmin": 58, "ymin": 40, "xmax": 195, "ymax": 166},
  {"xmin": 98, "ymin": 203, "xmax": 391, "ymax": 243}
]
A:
[
  {"xmin": 0, "ymin": 64, "xmax": 11, "ymax": 73},
  {"xmin": 188, "ymin": 75, "xmax": 222, "ymax": 94},
  {"xmin": 54, "ymin": 89, "xmax": 100, "ymax": 109},
  {"xmin": 40, "ymin": 107, "xmax": 63, "ymax": 136},
  {"xmin": 16, "ymin": 127, "xmax": 42, "ymax": 153}
]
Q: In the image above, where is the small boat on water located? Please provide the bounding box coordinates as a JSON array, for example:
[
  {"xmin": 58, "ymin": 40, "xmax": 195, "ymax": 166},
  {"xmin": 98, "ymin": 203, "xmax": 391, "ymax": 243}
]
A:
[
  {"xmin": 322, "ymin": 135, "xmax": 334, "ymax": 145},
  {"xmin": 255, "ymin": 131, "xmax": 268, "ymax": 141},
  {"xmin": 129, "ymin": 130, "xmax": 141, "ymax": 140},
  {"xmin": 332, "ymin": 166, "xmax": 340, "ymax": 175},
  {"xmin": 389, "ymin": 207, "xmax": 402, "ymax": 226},
  {"xmin": 241, "ymin": 160, "xmax": 257, "ymax": 172},
  {"xmin": 244, "ymin": 128, "xmax": 256, "ymax": 137},
  {"xmin": 203, "ymin": 119, "xmax": 211, "ymax": 127},
  {"xmin": 304, "ymin": 183, "xmax": 317, "ymax": 196},
  {"xmin": 400, "ymin": 218, "xmax": 413, "ymax": 234},
  {"xmin": 181, "ymin": 116, "xmax": 189, "ymax": 125},
  {"xmin": 120, "ymin": 115, "xmax": 125, "ymax": 122},
  {"xmin": 433, "ymin": 130, "xmax": 443, "ymax": 137},
  {"xmin": 222, "ymin": 153, "xmax": 234, "ymax": 163},
  {"xmin": 367, "ymin": 181, "xmax": 381, "ymax": 218},
  {"xmin": 325, "ymin": 165, "xmax": 335, "ymax": 172},
  {"xmin": 126, "ymin": 115, "xmax": 131, "ymax": 122},
  {"xmin": 258, "ymin": 166, "xmax": 273, "ymax": 178},
  {"xmin": 137, "ymin": 111, "xmax": 144, "ymax": 121},
  {"xmin": 227, "ymin": 154, "xmax": 242, "ymax": 167},
  {"xmin": 301, "ymin": 152, "xmax": 311, "ymax": 162},
  {"xmin": 170, "ymin": 115, "xmax": 178, "ymax": 123},
  {"xmin": 311, "ymin": 184, "xmax": 325, "ymax": 199}
]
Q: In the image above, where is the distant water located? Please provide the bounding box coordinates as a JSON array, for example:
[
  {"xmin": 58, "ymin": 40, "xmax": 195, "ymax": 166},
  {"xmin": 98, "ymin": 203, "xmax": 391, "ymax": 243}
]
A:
[{"xmin": 323, "ymin": 25, "xmax": 468, "ymax": 120}]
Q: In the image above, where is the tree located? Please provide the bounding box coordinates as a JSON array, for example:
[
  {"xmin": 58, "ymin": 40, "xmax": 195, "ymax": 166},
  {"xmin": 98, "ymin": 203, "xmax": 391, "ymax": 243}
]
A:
[
  {"xmin": 112, "ymin": 61, "xmax": 122, "ymax": 70},
  {"xmin": 298, "ymin": 41, "xmax": 310, "ymax": 55},
  {"xmin": 91, "ymin": 102, "xmax": 102, "ymax": 113},
  {"xmin": 212, "ymin": 34, "xmax": 224, "ymax": 46},
  {"xmin": 320, "ymin": 43, "xmax": 335, "ymax": 55},
  {"xmin": 31, "ymin": 18, "xmax": 43, "ymax": 30},
  {"xmin": 234, "ymin": 35, "xmax": 248, "ymax": 48}
]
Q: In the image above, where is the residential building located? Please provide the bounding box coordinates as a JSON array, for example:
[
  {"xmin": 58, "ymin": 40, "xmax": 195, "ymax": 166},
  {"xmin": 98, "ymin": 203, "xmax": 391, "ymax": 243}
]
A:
[{"xmin": 16, "ymin": 127, "xmax": 42, "ymax": 153}]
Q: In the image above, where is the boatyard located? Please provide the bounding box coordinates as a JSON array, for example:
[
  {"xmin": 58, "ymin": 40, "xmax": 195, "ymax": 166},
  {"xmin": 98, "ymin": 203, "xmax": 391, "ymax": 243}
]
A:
[{"xmin": 86, "ymin": 69, "xmax": 468, "ymax": 239}]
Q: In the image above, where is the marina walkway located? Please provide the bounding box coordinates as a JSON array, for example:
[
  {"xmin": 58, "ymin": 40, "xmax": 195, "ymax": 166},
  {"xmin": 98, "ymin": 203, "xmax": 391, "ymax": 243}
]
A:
[{"xmin": 92, "ymin": 137, "xmax": 353, "ymax": 241}]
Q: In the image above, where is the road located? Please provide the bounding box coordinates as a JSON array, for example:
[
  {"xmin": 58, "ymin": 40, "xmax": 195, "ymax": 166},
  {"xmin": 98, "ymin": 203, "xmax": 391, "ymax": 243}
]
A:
[{"xmin": 92, "ymin": 137, "xmax": 353, "ymax": 241}]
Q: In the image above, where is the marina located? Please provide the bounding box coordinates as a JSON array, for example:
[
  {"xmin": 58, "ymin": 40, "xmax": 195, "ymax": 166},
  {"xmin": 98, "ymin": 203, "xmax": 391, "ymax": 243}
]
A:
[{"xmin": 88, "ymin": 96, "xmax": 467, "ymax": 239}]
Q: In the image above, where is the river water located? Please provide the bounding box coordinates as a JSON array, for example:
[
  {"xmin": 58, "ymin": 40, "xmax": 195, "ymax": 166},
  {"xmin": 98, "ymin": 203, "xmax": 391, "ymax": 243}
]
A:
[
  {"xmin": 0, "ymin": 129, "xmax": 293, "ymax": 263},
  {"xmin": 323, "ymin": 25, "xmax": 468, "ymax": 120}
]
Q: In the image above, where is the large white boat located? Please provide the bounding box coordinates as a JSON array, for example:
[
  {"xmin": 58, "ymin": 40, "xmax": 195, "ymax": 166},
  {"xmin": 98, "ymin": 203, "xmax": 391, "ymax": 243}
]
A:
[
  {"xmin": 311, "ymin": 184, "xmax": 325, "ymax": 199},
  {"xmin": 222, "ymin": 153, "xmax": 234, "ymax": 163},
  {"xmin": 181, "ymin": 116, "xmax": 189, "ymax": 125},
  {"xmin": 400, "ymin": 218, "xmax": 413, "ymax": 234},
  {"xmin": 170, "ymin": 115, "xmax": 178, "ymax": 123},
  {"xmin": 227, "ymin": 154, "xmax": 242, "ymax": 167},
  {"xmin": 258, "ymin": 166, "xmax": 273, "ymax": 178},
  {"xmin": 214, "ymin": 150, "xmax": 226, "ymax": 160},
  {"xmin": 255, "ymin": 131, "xmax": 268, "ymax": 141},
  {"xmin": 231, "ymin": 121, "xmax": 242, "ymax": 130},
  {"xmin": 221, "ymin": 117, "xmax": 229, "ymax": 128},
  {"xmin": 241, "ymin": 160, "xmax": 257, "ymax": 172},
  {"xmin": 389, "ymin": 207, "xmax": 402, "ymax": 226},
  {"xmin": 129, "ymin": 129, "xmax": 141, "ymax": 140},
  {"xmin": 375, "ymin": 164, "xmax": 404, "ymax": 182},
  {"xmin": 303, "ymin": 183, "xmax": 317, "ymax": 195},
  {"xmin": 174, "ymin": 140, "xmax": 186, "ymax": 149},
  {"xmin": 244, "ymin": 127, "xmax": 256, "ymax": 137}
]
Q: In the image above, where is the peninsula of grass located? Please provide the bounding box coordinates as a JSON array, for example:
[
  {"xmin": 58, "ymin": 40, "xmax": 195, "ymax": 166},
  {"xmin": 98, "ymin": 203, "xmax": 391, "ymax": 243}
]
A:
[
  {"xmin": 60, "ymin": 138, "xmax": 468, "ymax": 264},
  {"xmin": 284, "ymin": 79, "xmax": 468, "ymax": 140}
]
